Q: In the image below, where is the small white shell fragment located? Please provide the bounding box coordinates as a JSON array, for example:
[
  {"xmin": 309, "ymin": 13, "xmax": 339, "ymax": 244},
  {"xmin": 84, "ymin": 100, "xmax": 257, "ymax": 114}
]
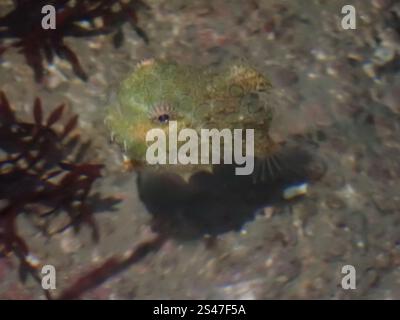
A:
[
  {"xmin": 25, "ymin": 253, "xmax": 41, "ymax": 268},
  {"xmin": 283, "ymin": 183, "xmax": 308, "ymax": 200},
  {"xmin": 373, "ymin": 46, "xmax": 395, "ymax": 65}
]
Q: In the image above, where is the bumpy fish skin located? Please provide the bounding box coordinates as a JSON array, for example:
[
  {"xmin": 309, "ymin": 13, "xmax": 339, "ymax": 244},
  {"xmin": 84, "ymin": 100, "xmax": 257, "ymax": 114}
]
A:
[{"xmin": 105, "ymin": 59, "xmax": 279, "ymax": 177}]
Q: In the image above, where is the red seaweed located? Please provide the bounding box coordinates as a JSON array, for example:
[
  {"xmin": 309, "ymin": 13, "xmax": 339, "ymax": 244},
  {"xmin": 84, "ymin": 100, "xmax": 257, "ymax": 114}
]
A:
[
  {"xmin": 0, "ymin": 91, "xmax": 116, "ymax": 286},
  {"xmin": 57, "ymin": 233, "xmax": 166, "ymax": 300},
  {"xmin": 0, "ymin": 0, "xmax": 149, "ymax": 82}
]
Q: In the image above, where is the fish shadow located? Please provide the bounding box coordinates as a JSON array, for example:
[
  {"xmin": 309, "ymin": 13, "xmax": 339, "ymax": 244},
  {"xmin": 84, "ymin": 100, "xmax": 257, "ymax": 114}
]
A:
[{"xmin": 137, "ymin": 143, "xmax": 326, "ymax": 240}]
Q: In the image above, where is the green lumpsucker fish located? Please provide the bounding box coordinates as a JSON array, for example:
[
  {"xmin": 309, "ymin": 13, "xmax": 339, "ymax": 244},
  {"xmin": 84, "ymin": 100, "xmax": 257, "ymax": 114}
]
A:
[{"xmin": 105, "ymin": 59, "xmax": 283, "ymax": 181}]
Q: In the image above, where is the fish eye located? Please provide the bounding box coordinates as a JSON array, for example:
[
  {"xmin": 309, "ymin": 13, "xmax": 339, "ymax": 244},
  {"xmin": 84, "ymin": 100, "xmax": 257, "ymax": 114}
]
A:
[
  {"xmin": 158, "ymin": 114, "xmax": 170, "ymax": 123},
  {"xmin": 150, "ymin": 102, "xmax": 173, "ymax": 123}
]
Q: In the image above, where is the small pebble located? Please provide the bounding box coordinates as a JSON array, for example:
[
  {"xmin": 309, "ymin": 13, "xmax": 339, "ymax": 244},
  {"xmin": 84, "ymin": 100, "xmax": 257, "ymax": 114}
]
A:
[
  {"xmin": 325, "ymin": 195, "xmax": 345, "ymax": 209},
  {"xmin": 362, "ymin": 62, "xmax": 377, "ymax": 79},
  {"xmin": 373, "ymin": 46, "xmax": 395, "ymax": 65},
  {"xmin": 59, "ymin": 229, "xmax": 82, "ymax": 254}
]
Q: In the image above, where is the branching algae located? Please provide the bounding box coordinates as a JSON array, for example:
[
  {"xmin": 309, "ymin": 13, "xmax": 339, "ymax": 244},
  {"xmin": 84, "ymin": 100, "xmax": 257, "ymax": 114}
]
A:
[{"xmin": 105, "ymin": 59, "xmax": 282, "ymax": 181}]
